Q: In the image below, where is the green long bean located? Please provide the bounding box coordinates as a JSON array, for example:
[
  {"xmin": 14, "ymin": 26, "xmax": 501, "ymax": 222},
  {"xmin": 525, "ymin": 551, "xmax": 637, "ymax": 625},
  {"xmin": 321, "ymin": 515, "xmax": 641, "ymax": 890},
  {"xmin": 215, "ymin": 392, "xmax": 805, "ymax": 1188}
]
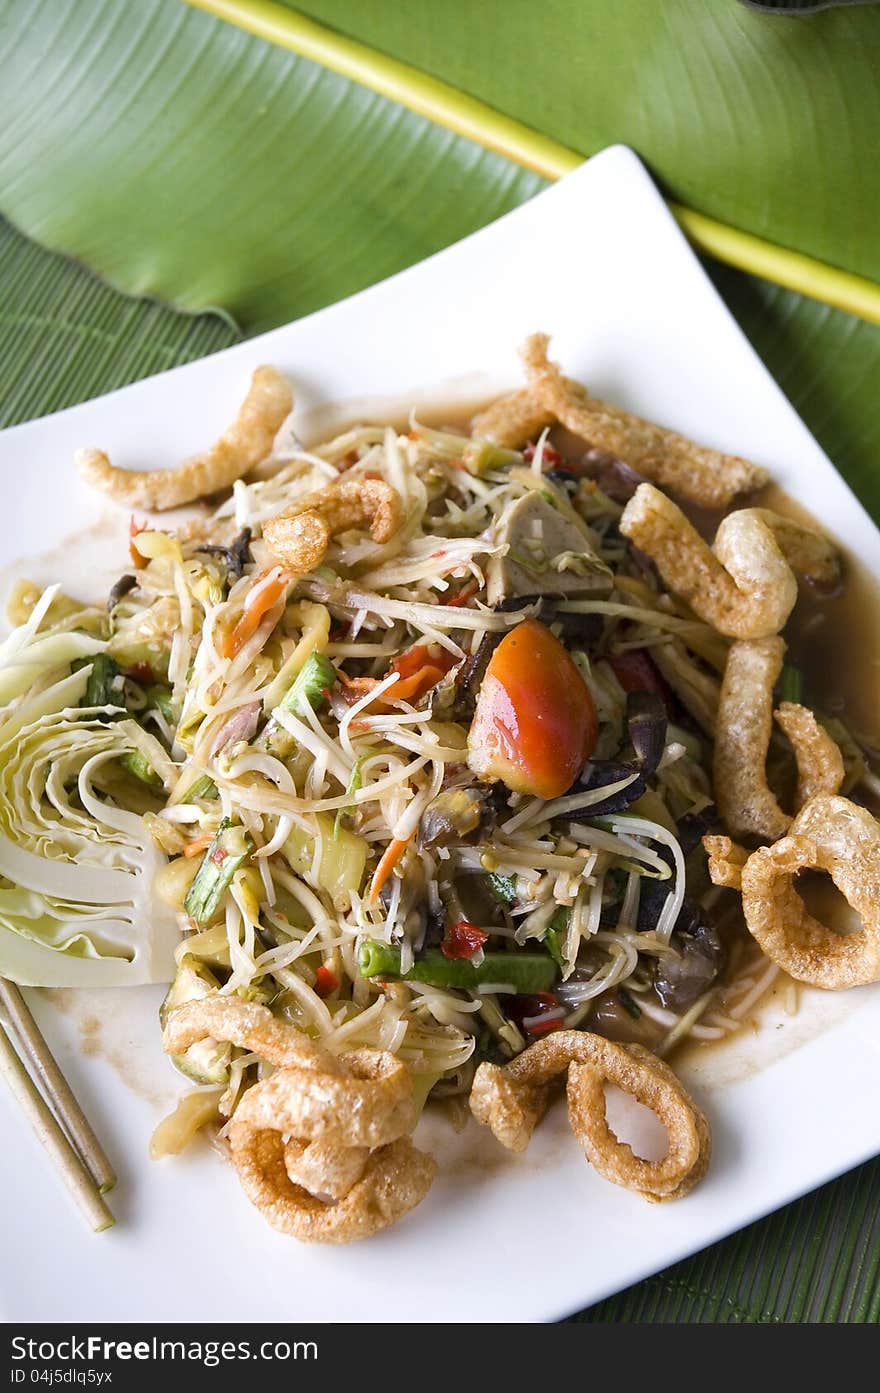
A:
[
  {"xmin": 262, "ymin": 651, "xmax": 336, "ymax": 757},
  {"xmin": 184, "ymin": 819, "xmax": 253, "ymax": 925},
  {"xmin": 358, "ymin": 942, "xmax": 557, "ymax": 993}
]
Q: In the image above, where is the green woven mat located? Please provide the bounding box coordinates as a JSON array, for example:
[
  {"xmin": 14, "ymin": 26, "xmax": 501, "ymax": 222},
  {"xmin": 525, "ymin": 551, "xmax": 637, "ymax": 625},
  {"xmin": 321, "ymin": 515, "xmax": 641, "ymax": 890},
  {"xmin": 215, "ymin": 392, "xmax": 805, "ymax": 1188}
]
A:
[{"xmin": 3, "ymin": 213, "xmax": 880, "ymax": 1323}]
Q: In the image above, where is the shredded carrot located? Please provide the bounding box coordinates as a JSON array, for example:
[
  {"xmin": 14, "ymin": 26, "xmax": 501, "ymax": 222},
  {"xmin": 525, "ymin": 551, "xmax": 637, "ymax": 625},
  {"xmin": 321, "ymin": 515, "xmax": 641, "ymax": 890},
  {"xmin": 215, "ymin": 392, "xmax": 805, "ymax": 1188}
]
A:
[
  {"xmin": 443, "ymin": 581, "xmax": 479, "ymax": 608},
  {"xmin": 184, "ymin": 833, "xmax": 215, "ymax": 859},
  {"xmin": 385, "ymin": 644, "xmax": 458, "ymax": 704},
  {"xmin": 338, "ymin": 672, "xmax": 383, "ymax": 706},
  {"xmin": 221, "ymin": 569, "xmax": 290, "ymax": 661},
  {"xmin": 389, "ymin": 666, "xmax": 446, "ymax": 702},
  {"xmin": 390, "ymin": 645, "xmax": 435, "ymax": 681},
  {"xmin": 129, "ymin": 515, "xmax": 148, "ymax": 566},
  {"xmin": 368, "ymin": 836, "xmax": 411, "ymax": 903}
]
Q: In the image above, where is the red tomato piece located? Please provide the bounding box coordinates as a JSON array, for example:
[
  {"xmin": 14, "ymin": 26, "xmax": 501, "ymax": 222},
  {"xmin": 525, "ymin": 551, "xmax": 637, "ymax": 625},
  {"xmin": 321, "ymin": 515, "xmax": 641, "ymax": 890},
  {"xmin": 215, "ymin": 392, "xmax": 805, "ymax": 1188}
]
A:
[
  {"xmin": 608, "ymin": 650, "xmax": 671, "ymax": 708},
  {"xmin": 506, "ymin": 992, "xmax": 564, "ymax": 1037},
  {"xmin": 467, "ymin": 618, "xmax": 598, "ymax": 799},
  {"xmin": 441, "ymin": 920, "xmax": 489, "ymax": 960},
  {"xmin": 314, "ymin": 965, "xmax": 339, "ymax": 998}
]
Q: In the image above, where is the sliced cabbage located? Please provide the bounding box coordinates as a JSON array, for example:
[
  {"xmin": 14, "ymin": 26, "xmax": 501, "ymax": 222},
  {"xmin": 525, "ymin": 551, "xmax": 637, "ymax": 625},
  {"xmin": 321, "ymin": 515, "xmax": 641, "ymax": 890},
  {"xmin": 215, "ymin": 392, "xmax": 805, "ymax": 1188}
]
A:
[
  {"xmin": 0, "ymin": 600, "xmax": 178, "ymax": 986},
  {"xmin": 0, "ymin": 585, "xmax": 105, "ymax": 704}
]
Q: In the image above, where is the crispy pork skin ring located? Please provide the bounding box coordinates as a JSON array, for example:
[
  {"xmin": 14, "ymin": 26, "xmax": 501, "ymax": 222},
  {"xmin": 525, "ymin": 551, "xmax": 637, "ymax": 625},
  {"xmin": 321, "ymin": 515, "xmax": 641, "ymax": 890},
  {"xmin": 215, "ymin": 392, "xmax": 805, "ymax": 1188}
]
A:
[
  {"xmin": 282, "ymin": 1137, "xmax": 371, "ymax": 1202},
  {"xmin": 231, "ymin": 1049, "xmax": 417, "ymax": 1150},
  {"xmin": 714, "ymin": 640, "xmax": 845, "ymax": 843},
  {"xmin": 471, "ymin": 385, "xmax": 555, "ymax": 449},
  {"xmin": 774, "ymin": 702, "xmax": 845, "ymax": 810},
  {"xmin": 740, "ymin": 795, "xmax": 880, "ymax": 990},
  {"xmin": 703, "ymin": 834, "xmax": 749, "ymax": 890},
  {"xmin": 229, "ymin": 1126, "xmax": 435, "ymax": 1244},
  {"xmin": 520, "ymin": 334, "xmax": 766, "ymax": 507},
  {"xmin": 163, "ymin": 1002, "xmax": 435, "ymax": 1241},
  {"xmin": 226, "ymin": 1048, "xmax": 434, "ymax": 1242},
  {"xmin": 566, "ymin": 1042, "xmax": 711, "ymax": 1202},
  {"xmin": 715, "ymin": 637, "xmax": 790, "ymax": 842},
  {"xmin": 469, "ymin": 1063, "xmax": 557, "ymax": 1153},
  {"xmin": 619, "ymin": 484, "xmax": 838, "ymax": 639},
  {"xmin": 470, "ymin": 1030, "xmax": 709, "ymax": 1202}
]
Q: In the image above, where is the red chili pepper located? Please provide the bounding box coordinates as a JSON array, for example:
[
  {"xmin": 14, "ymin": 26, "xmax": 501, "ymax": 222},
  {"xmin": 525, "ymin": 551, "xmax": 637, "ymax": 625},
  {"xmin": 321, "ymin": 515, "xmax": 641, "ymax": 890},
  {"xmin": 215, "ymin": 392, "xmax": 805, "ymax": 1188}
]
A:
[
  {"xmin": 129, "ymin": 515, "xmax": 148, "ymax": 566},
  {"xmin": 526, "ymin": 1015, "xmax": 564, "ymax": 1037},
  {"xmin": 506, "ymin": 992, "xmax": 564, "ymax": 1037},
  {"xmin": 127, "ymin": 661, "xmax": 155, "ymax": 685},
  {"xmin": 523, "ymin": 440, "xmax": 564, "ymax": 468},
  {"xmin": 314, "ymin": 965, "xmax": 339, "ymax": 999},
  {"xmin": 609, "ymin": 650, "xmax": 671, "ymax": 707},
  {"xmin": 441, "ymin": 920, "xmax": 489, "ymax": 960}
]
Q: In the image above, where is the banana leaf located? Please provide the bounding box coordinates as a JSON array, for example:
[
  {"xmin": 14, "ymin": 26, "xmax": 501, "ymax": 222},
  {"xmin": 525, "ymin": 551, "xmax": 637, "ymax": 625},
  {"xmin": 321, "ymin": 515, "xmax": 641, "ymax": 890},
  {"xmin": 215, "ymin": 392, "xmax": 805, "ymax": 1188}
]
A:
[
  {"xmin": 4, "ymin": 0, "xmax": 880, "ymax": 324},
  {"xmin": 0, "ymin": 219, "xmax": 237, "ymax": 430},
  {"xmin": 287, "ymin": 0, "xmax": 880, "ymax": 282},
  {"xmin": 739, "ymin": 2, "xmax": 877, "ymax": 11},
  {"xmin": 0, "ymin": 0, "xmax": 542, "ymax": 334},
  {"xmin": 0, "ymin": 0, "xmax": 878, "ymax": 524}
]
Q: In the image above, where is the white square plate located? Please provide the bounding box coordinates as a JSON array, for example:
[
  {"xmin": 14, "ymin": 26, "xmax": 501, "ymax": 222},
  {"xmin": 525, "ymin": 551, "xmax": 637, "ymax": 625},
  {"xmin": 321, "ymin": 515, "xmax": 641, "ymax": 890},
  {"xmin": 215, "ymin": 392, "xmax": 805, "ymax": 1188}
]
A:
[{"xmin": 1, "ymin": 146, "xmax": 879, "ymax": 1323}]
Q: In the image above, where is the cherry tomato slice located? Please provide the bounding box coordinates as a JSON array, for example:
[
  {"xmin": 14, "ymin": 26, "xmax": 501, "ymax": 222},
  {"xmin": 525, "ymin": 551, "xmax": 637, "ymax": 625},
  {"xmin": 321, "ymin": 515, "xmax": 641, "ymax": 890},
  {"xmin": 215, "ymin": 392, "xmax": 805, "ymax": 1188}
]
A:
[{"xmin": 468, "ymin": 618, "xmax": 598, "ymax": 800}]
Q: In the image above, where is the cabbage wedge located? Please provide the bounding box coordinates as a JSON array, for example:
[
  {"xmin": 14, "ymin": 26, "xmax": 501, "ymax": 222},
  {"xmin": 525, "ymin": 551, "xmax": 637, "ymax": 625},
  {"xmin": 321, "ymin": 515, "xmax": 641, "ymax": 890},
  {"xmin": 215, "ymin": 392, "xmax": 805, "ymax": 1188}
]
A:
[{"xmin": 0, "ymin": 594, "xmax": 177, "ymax": 986}]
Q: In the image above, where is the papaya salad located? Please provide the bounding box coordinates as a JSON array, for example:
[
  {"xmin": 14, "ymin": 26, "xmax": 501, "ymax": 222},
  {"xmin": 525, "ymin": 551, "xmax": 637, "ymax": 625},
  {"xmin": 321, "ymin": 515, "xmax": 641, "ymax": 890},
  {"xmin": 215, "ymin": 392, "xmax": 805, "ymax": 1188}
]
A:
[{"xmin": 4, "ymin": 334, "xmax": 879, "ymax": 1242}]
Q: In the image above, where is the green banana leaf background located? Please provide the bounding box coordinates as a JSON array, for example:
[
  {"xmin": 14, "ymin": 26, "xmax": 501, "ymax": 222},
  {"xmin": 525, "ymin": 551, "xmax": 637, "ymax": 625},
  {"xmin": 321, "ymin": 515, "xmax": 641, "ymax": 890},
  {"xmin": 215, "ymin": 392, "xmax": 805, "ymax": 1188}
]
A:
[
  {"xmin": 740, "ymin": 2, "xmax": 878, "ymax": 12},
  {"xmin": 1, "ymin": 0, "xmax": 880, "ymax": 1322}
]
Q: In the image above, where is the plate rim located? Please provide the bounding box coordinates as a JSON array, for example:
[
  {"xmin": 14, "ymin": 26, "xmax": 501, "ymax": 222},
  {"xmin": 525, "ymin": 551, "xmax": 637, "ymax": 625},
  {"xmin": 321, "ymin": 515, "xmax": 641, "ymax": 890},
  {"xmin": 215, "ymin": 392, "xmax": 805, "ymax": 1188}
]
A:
[{"xmin": 2, "ymin": 142, "xmax": 879, "ymax": 1324}]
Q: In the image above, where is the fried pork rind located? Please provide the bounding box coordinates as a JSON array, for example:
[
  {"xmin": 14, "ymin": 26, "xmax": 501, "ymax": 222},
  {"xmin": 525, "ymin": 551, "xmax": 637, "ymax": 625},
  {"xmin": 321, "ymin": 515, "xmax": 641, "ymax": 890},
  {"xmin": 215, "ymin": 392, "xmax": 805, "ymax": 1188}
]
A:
[
  {"xmin": 739, "ymin": 795, "xmax": 880, "ymax": 990},
  {"xmin": 520, "ymin": 333, "xmax": 766, "ymax": 507},
  {"xmin": 262, "ymin": 477, "xmax": 404, "ymax": 575},
  {"xmin": 714, "ymin": 640, "xmax": 847, "ymax": 843},
  {"xmin": 567, "ymin": 1044, "xmax": 711, "ymax": 1202},
  {"xmin": 231, "ymin": 1047, "xmax": 417, "ymax": 1149},
  {"xmin": 283, "ymin": 1137, "xmax": 370, "ymax": 1202},
  {"xmin": 162, "ymin": 1000, "xmax": 435, "ymax": 1242},
  {"xmin": 715, "ymin": 637, "xmax": 791, "ymax": 842},
  {"xmin": 774, "ymin": 701, "xmax": 846, "ymax": 809},
  {"xmin": 703, "ymin": 834, "xmax": 749, "ymax": 891},
  {"xmin": 471, "ymin": 386, "xmax": 555, "ymax": 449},
  {"xmin": 469, "ymin": 1064, "xmax": 557, "ymax": 1153},
  {"xmin": 619, "ymin": 485, "xmax": 840, "ymax": 640},
  {"xmin": 75, "ymin": 367, "xmax": 292, "ymax": 510},
  {"xmin": 229, "ymin": 1128, "xmax": 435, "ymax": 1244},
  {"xmin": 470, "ymin": 1030, "xmax": 710, "ymax": 1202},
  {"xmin": 161, "ymin": 997, "xmax": 334, "ymax": 1072}
]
